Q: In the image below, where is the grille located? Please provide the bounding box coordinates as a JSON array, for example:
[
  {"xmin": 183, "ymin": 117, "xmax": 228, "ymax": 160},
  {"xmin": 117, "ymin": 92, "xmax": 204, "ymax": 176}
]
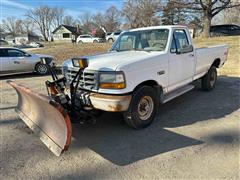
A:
[{"xmin": 66, "ymin": 68, "xmax": 98, "ymax": 90}]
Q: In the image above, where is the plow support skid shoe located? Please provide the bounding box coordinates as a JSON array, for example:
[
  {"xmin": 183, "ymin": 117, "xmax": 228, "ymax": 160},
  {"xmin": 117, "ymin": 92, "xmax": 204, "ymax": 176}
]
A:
[{"xmin": 7, "ymin": 80, "xmax": 72, "ymax": 156}]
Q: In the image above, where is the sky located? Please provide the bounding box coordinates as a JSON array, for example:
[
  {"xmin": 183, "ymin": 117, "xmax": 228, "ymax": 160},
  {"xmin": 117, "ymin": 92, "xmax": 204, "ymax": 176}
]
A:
[{"xmin": 0, "ymin": 0, "xmax": 124, "ymax": 20}]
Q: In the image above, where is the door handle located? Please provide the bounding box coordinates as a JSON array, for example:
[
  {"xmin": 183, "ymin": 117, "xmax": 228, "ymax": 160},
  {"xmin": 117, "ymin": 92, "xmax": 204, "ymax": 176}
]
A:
[
  {"xmin": 188, "ymin": 54, "xmax": 194, "ymax": 57},
  {"xmin": 14, "ymin": 61, "xmax": 20, "ymax": 64}
]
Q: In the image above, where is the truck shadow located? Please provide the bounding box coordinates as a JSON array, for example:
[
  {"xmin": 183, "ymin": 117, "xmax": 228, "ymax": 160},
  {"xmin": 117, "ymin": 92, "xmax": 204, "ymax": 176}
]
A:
[{"xmin": 71, "ymin": 76, "xmax": 239, "ymax": 166}]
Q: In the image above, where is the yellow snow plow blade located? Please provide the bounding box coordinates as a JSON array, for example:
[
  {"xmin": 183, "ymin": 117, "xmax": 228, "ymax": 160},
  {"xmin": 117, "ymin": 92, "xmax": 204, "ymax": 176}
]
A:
[{"xmin": 7, "ymin": 80, "xmax": 72, "ymax": 156}]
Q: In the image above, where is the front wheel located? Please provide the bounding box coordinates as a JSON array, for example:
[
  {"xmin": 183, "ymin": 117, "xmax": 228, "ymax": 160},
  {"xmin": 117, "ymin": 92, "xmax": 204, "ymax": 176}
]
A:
[
  {"xmin": 201, "ymin": 66, "xmax": 217, "ymax": 91},
  {"xmin": 123, "ymin": 86, "xmax": 158, "ymax": 129},
  {"xmin": 35, "ymin": 63, "xmax": 49, "ymax": 75}
]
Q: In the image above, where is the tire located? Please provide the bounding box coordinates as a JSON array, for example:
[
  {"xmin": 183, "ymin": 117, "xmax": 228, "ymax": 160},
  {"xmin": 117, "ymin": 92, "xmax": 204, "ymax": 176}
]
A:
[
  {"xmin": 78, "ymin": 40, "xmax": 83, "ymax": 44},
  {"xmin": 35, "ymin": 63, "xmax": 49, "ymax": 75},
  {"xmin": 123, "ymin": 86, "xmax": 158, "ymax": 129},
  {"xmin": 108, "ymin": 38, "xmax": 113, "ymax": 43},
  {"xmin": 201, "ymin": 66, "xmax": 217, "ymax": 91},
  {"xmin": 93, "ymin": 40, "xmax": 98, "ymax": 43}
]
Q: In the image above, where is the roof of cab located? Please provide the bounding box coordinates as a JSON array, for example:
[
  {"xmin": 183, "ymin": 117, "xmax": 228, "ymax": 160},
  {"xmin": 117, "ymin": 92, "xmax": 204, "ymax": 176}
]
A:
[{"xmin": 129, "ymin": 25, "xmax": 188, "ymax": 32}]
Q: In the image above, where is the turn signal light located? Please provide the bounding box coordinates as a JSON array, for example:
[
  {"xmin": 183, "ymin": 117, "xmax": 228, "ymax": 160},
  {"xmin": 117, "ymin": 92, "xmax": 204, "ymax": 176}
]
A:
[{"xmin": 99, "ymin": 82, "xmax": 126, "ymax": 89}]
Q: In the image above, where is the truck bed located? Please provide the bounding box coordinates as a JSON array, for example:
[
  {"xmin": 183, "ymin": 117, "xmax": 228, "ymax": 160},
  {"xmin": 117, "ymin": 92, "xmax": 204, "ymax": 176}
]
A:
[{"xmin": 194, "ymin": 45, "xmax": 228, "ymax": 79}]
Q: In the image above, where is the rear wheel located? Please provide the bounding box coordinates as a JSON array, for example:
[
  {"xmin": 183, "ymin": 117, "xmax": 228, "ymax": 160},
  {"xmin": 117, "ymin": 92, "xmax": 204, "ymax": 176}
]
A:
[
  {"xmin": 93, "ymin": 40, "xmax": 98, "ymax": 43},
  {"xmin": 35, "ymin": 63, "xmax": 49, "ymax": 75},
  {"xmin": 78, "ymin": 40, "xmax": 83, "ymax": 44},
  {"xmin": 123, "ymin": 86, "xmax": 158, "ymax": 129},
  {"xmin": 201, "ymin": 66, "xmax": 217, "ymax": 91}
]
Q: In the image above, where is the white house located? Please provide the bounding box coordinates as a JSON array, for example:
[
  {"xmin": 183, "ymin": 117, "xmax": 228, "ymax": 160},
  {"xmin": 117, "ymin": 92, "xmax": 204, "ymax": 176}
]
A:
[{"xmin": 52, "ymin": 25, "xmax": 82, "ymax": 42}]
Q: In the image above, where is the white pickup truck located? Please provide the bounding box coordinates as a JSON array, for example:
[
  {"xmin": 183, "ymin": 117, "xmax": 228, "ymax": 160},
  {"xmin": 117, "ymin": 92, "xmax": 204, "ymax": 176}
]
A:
[{"xmin": 61, "ymin": 25, "xmax": 228, "ymax": 129}]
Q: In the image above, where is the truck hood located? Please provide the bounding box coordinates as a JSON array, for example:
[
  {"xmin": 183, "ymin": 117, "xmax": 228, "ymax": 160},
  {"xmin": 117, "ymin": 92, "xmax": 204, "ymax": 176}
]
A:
[{"xmin": 63, "ymin": 51, "xmax": 162, "ymax": 71}]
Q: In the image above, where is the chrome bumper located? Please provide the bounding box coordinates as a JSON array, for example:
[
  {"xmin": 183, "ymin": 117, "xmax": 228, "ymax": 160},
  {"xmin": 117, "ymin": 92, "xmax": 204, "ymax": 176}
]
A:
[{"xmin": 90, "ymin": 93, "xmax": 132, "ymax": 112}]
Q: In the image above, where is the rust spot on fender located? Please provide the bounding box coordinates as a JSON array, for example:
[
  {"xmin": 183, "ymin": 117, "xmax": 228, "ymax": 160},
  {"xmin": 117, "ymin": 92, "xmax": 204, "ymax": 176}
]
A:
[
  {"xmin": 90, "ymin": 93, "xmax": 132, "ymax": 112},
  {"xmin": 108, "ymin": 104, "xmax": 123, "ymax": 111}
]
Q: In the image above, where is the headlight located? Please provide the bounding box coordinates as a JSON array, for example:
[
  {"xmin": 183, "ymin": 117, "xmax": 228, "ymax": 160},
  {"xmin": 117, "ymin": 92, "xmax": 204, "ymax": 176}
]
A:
[
  {"xmin": 99, "ymin": 72, "xmax": 126, "ymax": 89},
  {"xmin": 72, "ymin": 58, "xmax": 88, "ymax": 69}
]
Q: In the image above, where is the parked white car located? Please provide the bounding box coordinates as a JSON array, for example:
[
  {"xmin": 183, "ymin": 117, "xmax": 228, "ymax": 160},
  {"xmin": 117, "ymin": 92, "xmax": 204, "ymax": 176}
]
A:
[
  {"xmin": 62, "ymin": 25, "xmax": 228, "ymax": 129},
  {"xmin": 0, "ymin": 47, "xmax": 55, "ymax": 76},
  {"xmin": 76, "ymin": 34, "xmax": 103, "ymax": 44},
  {"xmin": 106, "ymin": 31, "xmax": 122, "ymax": 43},
  {"xmin": 29, "ymin": 42, "xmax": 44, "ymax": 48}
]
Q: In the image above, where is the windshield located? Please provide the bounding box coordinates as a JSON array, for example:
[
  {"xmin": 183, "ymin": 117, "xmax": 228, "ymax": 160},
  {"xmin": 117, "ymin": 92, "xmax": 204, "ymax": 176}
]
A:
[{"xmin": 111, "ymin": 29, "xmax": 169, "ymax": 52}]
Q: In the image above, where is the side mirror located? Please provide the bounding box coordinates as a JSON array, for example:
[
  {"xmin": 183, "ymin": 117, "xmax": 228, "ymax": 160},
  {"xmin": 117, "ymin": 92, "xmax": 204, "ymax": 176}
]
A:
[
  {"xmin": 177, "ymin": 45, "xmax": 193, "ymax": 54},
  {"xmin": 24, "ymin": 53, "xmax": 31, "ymax": 57}
]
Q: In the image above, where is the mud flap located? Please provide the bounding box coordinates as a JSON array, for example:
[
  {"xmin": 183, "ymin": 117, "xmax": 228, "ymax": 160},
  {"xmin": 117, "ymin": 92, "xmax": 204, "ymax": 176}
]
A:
[{"xmin": 7, "ymin": 80, "xmax": 72, "ymax": 156}]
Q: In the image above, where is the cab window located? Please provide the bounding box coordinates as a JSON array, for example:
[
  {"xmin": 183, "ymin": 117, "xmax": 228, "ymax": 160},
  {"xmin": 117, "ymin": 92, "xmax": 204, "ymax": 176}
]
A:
[
  {"xmin": 174, "ymin": 30, "xmax": 189, "ymax": 50},
  {"xmin": 170, "ymin": 29, "xmax": 190, "ymax": 53}
]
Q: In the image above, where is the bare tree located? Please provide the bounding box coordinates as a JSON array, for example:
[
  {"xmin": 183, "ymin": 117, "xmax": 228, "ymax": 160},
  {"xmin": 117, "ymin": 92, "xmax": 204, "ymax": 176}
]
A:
[
  {"xmin": 26, "ymin": 6, "xmax": 55, "ymax": 41},
  {"xmin": 104, "ymin": 6, "xmax": 120, "ymax": 32},
  {"xmin": 122, "ymin": 0, "xmax": 139, "ymax": 28},
  {"xmin": 2, "ymin": 17, "xmax": 25, "ymax": 36},
  {"xmin": 162, "ymin": 0, "xmax": 189, "ymax": 25},
  {"xmin": 92, "ymin": 12, "xmax": 105, "ymax": 27},
  {"xmin": 0, "ymin": 27, "xmax": 4, "ymax": 34},
  {"xmin": 122, "ymin": 0, "xmax": 161, "ymax": 29},
  {"xmin": 79, "ymin": 12, "xmax": 94, "ymax": 33},
  {"xmin": 63, "ymin": 15, "xmax": 77, "ymax": 26},
  {"xmin": 22, "ymin": 18, "xmax": 35, "ymax": 34},
  {"xmin": 52, "ymin": 7, "xmax": 64, "ymax": 29},
  {"xmin": 173, "ymin": 0, "xmax": 240, "ymax": 37},
  {"xmin": 222, "ymin": 2, "xmax": 240, "ymax": 24}
]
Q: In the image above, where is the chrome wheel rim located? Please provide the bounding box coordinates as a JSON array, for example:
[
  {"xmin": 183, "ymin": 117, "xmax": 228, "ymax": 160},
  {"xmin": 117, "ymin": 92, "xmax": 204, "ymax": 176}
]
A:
[
  {"xmin": 137, "ymin": 96, "xmax": 154, "ymax": 121},
  {"xmin": 38, "ymin": 64, "xmax": 47, "ymax": 74},
  {"xmin": 210, "ymin": 71, "xmax": 216, "ymax": 87}
]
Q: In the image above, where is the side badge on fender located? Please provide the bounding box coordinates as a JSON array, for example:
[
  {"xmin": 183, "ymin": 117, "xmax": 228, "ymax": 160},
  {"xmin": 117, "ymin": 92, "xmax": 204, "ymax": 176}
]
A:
[{"xmin": 157, "ymin": 70, "xmax": 165, "ymax": 75}]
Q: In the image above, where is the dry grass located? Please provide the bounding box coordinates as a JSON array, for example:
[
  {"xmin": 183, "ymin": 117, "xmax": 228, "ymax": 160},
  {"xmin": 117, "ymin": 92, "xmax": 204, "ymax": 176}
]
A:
[
  {"xmin": 29, "ymin": 42, "xmax": 112, "ymax": 65},
  {"xmin": 29, "ymin": 36, "xmax": 239, "ymax": 77}
]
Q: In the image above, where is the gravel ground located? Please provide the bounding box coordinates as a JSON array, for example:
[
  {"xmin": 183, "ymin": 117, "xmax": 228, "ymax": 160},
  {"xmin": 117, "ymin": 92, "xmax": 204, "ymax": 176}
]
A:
[{"xmin": 0, "ymin": 73, "xmax": 239, "ymax": 179}]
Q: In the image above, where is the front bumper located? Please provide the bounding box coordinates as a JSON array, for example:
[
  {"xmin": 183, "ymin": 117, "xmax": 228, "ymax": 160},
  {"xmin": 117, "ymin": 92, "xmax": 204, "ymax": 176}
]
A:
[{"xmin": 89, "ymin": 93, "xmax": 132, "ymax": 112}]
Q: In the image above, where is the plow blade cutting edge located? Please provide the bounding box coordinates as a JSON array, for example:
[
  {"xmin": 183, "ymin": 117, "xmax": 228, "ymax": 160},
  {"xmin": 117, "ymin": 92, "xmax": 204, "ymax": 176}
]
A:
[{"xmin": 7, "ymin": 80, "xmax": 72, "ymax": 156}]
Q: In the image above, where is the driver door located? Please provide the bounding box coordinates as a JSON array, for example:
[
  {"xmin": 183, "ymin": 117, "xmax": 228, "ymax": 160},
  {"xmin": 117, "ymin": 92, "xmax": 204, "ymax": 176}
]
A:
[
  {"xmin": 0, "ymin": 49, "xmax": 11, "ymax": 74},
  {"xmin": 7, "ymin": 49, "xmax": 33, "ymax": 73},
  {"xmin": 85, "ymin": 35, "xmax": 92, "ymax": 42},
  {"xmin": 168, "ymin": 29, "xmax": 195, "ymax": 92}
]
